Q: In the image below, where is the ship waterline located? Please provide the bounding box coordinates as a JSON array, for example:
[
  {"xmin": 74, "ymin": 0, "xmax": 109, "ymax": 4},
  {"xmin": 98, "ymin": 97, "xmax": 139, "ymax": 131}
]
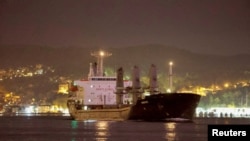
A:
[
  {"xmin": 68, "ymin": 93, "xmax": 201, "ymax": 121},
  {"xmin": 67, "ymin": 101, "xmax": 131, "ymax": 121}
]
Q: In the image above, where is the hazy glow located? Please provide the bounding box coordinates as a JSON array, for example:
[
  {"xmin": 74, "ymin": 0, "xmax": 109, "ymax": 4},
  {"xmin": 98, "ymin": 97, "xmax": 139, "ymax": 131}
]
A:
[
  {"xmin": 95, "ymin": 121, "xmax": 109, "ymax": 140},
  {"xmin": 71, "ymin": 120, "xmax": 78, "ymax": 129},
  {"xmin": 165, "ymin": 123, "xmax": 176, "ymax": 140},
  {"xmin": 224, "ymin": 83, "xmax": 229, "ymax": 88},
  {"xmin": 99, "ymin": 51, "xmax": 104, "ymax": 56},
  {"xmin": 196, "ymin": 107, "xmax": 250, "ymax": 118},
  {"xmin": 25, "ymin": 106, "xmax": 34, "ymax": 113}
]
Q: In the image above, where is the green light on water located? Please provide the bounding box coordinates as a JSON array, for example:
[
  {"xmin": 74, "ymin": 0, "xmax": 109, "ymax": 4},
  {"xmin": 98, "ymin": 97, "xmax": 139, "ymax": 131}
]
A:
[{"xmin": 71, "ymin": 120, "xmax": 78, "ymax": 129}]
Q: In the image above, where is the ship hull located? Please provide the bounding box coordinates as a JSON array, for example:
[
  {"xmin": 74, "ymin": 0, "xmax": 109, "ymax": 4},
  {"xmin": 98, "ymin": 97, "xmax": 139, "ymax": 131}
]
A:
[
  {"xmin": 129, "ymin": 93, "xmax": 201, "ymax": 121},
  {"xmin": 67, "ymin": 100, "xmax": 131, "ymax": 121},
  {"xmin": 67, "ymin": 93, "xmax": 201, "ymax": 121}
]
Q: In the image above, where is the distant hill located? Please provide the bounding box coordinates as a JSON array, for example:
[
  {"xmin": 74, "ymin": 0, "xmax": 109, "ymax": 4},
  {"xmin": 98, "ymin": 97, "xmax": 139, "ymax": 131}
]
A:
[
  {"xmin": 1, "ymin": 44, "xmax": 250, "ymax": 105},
  {"xmin": 1, "ymin": 44, "xmax": 250, "ymax": 83}
]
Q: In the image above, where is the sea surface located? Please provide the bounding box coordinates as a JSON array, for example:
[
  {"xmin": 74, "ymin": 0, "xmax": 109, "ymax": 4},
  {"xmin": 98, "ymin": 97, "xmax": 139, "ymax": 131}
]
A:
[{"xmin": 0, "ymin": 115, "xmax": 250, "ymax": 141}]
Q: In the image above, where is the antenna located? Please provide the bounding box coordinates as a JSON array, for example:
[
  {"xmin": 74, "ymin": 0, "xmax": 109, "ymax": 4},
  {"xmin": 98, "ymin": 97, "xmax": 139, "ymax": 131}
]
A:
[{"xmin": 169, "ymin": 61, "xmax": 173, "ymax": 92}]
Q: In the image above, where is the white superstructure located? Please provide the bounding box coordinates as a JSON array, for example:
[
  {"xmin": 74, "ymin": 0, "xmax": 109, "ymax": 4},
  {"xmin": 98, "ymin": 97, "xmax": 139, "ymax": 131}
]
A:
[
  {"xmin": 70, "ymin": 50, "xmax": 132, "ymax": 107},
  {"xmin": 74, "ymin": 77, "xmax": 131, "ymax": 105}
]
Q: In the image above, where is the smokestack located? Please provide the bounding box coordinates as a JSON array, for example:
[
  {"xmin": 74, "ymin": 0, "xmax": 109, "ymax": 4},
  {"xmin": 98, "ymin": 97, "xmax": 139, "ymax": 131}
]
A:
[
  {"xmin": 93, "ymin": 62, "xmax": 97, "ymax": 76},
  {"xmin": 88, "ymin": 63, "xmax": 94, "ymax": 78}
]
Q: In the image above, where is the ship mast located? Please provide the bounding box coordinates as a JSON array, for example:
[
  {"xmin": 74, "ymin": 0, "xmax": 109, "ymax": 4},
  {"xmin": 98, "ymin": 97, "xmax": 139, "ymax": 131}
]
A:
[
  {"xmin": 131, "ymin": 65, "xmax": 143, "ymax": 104},
  {"xmin": 169, "ymin": 61, "xmax": 173, "ymax": 92},
  {"xmin": 149, "ymin": 64, "xmax": 158, "ymax": 94},
  {"xmin": 91, "ymin": 50, "xmax": 112, "ymax": 76}
]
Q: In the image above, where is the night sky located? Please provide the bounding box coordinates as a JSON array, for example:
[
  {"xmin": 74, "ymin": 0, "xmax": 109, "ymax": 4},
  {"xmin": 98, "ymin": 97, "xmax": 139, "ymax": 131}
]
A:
[{"xmin": 0, "ymin": 0, "xmax": 249, "ymax": 55}]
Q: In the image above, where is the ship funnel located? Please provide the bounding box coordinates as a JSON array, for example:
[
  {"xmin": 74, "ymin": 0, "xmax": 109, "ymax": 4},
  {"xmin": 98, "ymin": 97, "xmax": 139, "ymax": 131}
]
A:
[
  {"xmin": 88, "ymin": 62, "xmax": 97, "ymax": 78},
  {"xmin": 88, "ymin": 63, "xmax": 94, "ymax": 78},
  {"xmin": 149, "ymin": 64, "xmax": 159, "ymax": 94},
  {"xmin": 93, "ymin": 62, "xmax": 97, "ymax": 76}
]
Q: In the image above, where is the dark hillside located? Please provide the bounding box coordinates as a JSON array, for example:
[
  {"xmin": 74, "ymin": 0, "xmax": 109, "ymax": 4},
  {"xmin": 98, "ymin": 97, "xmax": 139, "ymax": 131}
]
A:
[
  {"xmin": 1, "ymin": 44, "xmax": 250, "ymax": 105},
  {"xmin": 1, "ymin": 44, "xmax": 250, "ymax": 83}
]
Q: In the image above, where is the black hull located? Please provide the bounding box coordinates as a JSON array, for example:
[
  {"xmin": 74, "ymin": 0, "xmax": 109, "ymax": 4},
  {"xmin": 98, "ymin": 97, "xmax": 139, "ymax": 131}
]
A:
[{"xmin": 129, "ymin": 93, "xmax": 201, "ymax": 121}]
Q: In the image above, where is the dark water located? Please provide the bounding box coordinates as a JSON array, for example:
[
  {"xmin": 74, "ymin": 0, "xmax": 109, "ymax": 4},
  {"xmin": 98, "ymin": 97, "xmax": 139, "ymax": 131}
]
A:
[{"xmin": 1, "ymin": 116, "xmax": 250, "ymax": 141}]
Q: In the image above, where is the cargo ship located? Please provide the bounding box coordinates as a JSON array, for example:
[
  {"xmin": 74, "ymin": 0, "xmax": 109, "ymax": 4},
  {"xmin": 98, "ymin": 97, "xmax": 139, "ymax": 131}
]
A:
[{"xmin": 67, "ymin": 50, "xmax": 201, "ymax": 121}]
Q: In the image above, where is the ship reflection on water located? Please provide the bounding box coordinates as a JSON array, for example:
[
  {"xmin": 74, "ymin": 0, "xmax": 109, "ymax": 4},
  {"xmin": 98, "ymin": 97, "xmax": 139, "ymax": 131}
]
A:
[
  {"xmin": 70, "ymin": 120, "xmax": 110, "ymax": 141},
  {"xmin": 95, "ymin": 121, "xmax": 109, "ymax": 140},
  {"xmin": 67, "ymin": 119, "xmax": 203, "ymax": 141},
  {"xmin": 3, "ymin": 116, "xmax": 250, "ymax": 141},
  {"xmin": 165, "ymin": 123, "xmax": 176, "ymax": 141}
]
